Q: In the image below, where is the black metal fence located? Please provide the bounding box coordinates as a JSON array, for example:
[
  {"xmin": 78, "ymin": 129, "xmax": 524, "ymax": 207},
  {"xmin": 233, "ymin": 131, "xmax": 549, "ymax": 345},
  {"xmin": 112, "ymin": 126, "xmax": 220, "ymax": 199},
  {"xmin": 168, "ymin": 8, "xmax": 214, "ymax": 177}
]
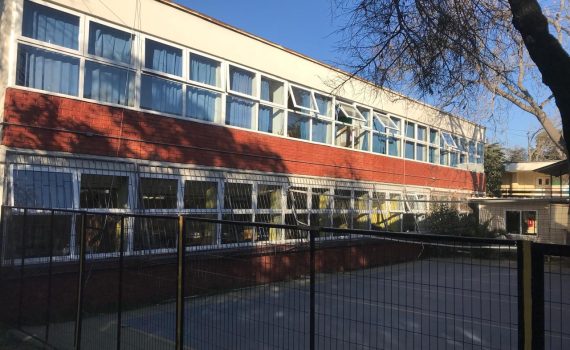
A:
[{"xmin": 0, "ymin": 207, "xmax": 568, "ymax": 349}]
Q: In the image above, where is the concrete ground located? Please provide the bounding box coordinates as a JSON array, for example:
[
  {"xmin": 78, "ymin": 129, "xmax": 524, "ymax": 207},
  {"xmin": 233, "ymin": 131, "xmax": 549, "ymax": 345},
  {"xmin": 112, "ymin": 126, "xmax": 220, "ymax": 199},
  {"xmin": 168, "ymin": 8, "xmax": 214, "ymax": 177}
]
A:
[{"xmin": 18, "ymin": 258, "xmax": 570, "ymax": 350}]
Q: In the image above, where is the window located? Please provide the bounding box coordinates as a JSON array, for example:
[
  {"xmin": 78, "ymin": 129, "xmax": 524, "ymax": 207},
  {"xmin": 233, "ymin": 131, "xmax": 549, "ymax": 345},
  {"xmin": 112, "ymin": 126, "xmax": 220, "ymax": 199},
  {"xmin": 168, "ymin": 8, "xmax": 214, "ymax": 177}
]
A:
[
  {"xmin": 80, "ymin": 174, "xmax": 129, "ymax": 209},
  {"xmin": 287, "ymin": 112, "xmax": 310, "ymax": 140},
  {"xmin": 13, "ymin": 170, "xmax": 73, "ymax": 208},
  {"xmin": 334, "ymin": 189, "xmax": 351, "ymax": 210},
  {"xmin": 134, "ymin": 217, "xmax": 177, "ymax": 250},
  {"xmin": 145, "ymin": 39, "xmax": 182, "ymax": 76},
  {"xmin": 256, "ymin": 214, "xmax": 282, "ymax": 241},
  {"xmin": 336, "ymin": 102, "xmax": 366, "ymax": 123},
  {"xmin": 289, "ymin": 85, "xmax": 317, "ymax": 112},
  {"xmin": 190, "ymin": 53, "xmax": 221, "ymax": 87},
  {"xmin": 311, "ymin": 188, "xmax": 330, "ymax": 210},
  {"xmin": 258, "ymin": 105, "xmax": 284, "ymax": 135},
  {"xmin": 140, "ymin": 74, "xmax": 183, "ymax": 115},
  {"xmin": 315, "ymin": 94, "xmax": 332, "ymax": 118},
  {"xmin": 429, "ymin": 147, "xmax": 438, "ymax": 163},
  {"xmin": 405, "ymin": 141, "xmax": 415, "ymax": 159},
  {"xmin": 506, "ymin": 210, "xmax": 537, "ymax": 235},
  {"xmin": 17, "ymin": 44, "xmax": 80, "ymax": 96},
  {"xmin": 84, "ymin": 61, "xmax": 134, "ymax": 106},
  {"xmin": 22, "ymin": 0, "xmax": 79, "ymax": 50},
  {"xmin": 185, "ymin": 214, "xmax": 217, "ymax": 246},
  {"xmin": 184, "ymin": 180, "xmax": 217, "ymax": 209},
  {"xmin": 374, "ymin": 112, "xmax": 399, "ymax": 132},
  {"xmin": 416, "ymin": 144, "xmax": 426, "ymax": 161},
  {"xmin": 139, "ymin": 178, "xmax": 178, "ymax": 209},
  {"xmin": 226, "ymin": 96, "xmax": 254, "ymax": 129},
  {"xmin": 257, "ymin": 185, "xmax": 282, "ymax": 209},
  {"xmin": 221, "ymin": 214, "xmax": 254, "ymax": 244},
  {"xmin": 373, "ymin": 133, "xmax": 387, "ymax": 154},
  {"xmin": 186, "ymin": 86, "xmax": 221, "ymax": 122},
  {"xmin": 224, "ymin": 183, "xmax": 252, "ymax": 209},
  {"xmin": 417, "ymin": 126, "xmax": 427, "ymax": 141},
  {"xmin": 388, "ymin": 136, "xmax": 401, "ymax": 157},
  {"xmin": 441, "ymin": 132, "xmax": 458, "ymax": 149},
  {"xmin": 429, "ymin": 129, "xmax": 438, "ymax": 144},
  {"xmin": 405, "ymin": 122, "xmax": 415, "ymax": 138},
  {"xmin": 88, "ymin": 22, "xmax": 133, "ymax": 64},
  {"xmin": 312, "ymin": 119, "xmax": 331, "ymax": 144},
  {"xmin": 260, "ymin": 77, "xmax": 284, "ymax": 105},
  {"xmin": 229, "ymin": 66, "xmax": 255, "ymax": 96},
  {"xmin": 287, "ymin": 187, "xmax": 307, "ymax": 209}
]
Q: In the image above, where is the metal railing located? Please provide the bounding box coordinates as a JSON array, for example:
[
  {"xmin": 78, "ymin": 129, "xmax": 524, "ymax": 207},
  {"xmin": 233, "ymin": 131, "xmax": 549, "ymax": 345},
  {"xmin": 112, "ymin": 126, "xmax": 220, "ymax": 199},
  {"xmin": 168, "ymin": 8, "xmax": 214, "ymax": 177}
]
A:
[{"xmin": 0, "ymin": 206, "xmax": 568, "ymax": 349}]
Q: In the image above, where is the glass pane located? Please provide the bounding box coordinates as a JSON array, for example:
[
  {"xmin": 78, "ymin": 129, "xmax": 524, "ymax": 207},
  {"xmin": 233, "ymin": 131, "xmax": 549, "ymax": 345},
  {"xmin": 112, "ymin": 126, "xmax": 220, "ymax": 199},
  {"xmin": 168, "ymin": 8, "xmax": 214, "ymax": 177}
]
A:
[
  {"xmin": 17, "ymin": 44, "xmax": 79, "ymax": 96},
  {"xmin": 417, "ymin": 144, "xmax": 426, "ymax": 161},
  {"xmin": 229, "ymin": 66, "xmax": 254, "ymax": 95},
  {"xmin": 429, "ymin": 129, "xmax": 438, "ymax": 144},
  {"xmin": 388, "ymin": 137, "xmax": 400, "ymax": 156},
  {"xmin": 256, "ymin": 214, "xmax": 282, "ymax": 242},
  {"xmin": 522, "ymin": 211, "xmax": 537, "ymax": 235},
  {"xmin": 13, "ymin": 170, "xmax": 73, "ymax": 208},
  {"xmin": 84, "ymin": 61, "xmax": 134, "ymax": 106},
  {"xmin": 226, "ymin": 96, "xmax": 253, "ymax": 129},
  {"xmin": 315, "ymin": 94, "xmax": 332, "ymax": 117},
  {"xmin": 221, "ymin": 214, "xmax": 253, "ymax": 244},
  {"xmin": 311, "ymin": 188, "xmax": 330, "ymax": 209},
  {"xmin": 185, "ymin": 214, "xmax": 217, "ymax": 246},
  {"xmin": 82, "ymin": 214, "xmax": 122, "ymax": 253},
  {"xmin": 405, "ymin": 141, "xmax": 415, "ymax": 159},
  {"xmin": 373, "ymin": 133, "xmax": 387, "ymax": 154},
  {"xmin": 389, "ymin": 193, "xmax": 403, "ymax": 211},
  {"xmin": 22, "ymin": 0, "xmax": 79, "ymax": 49},
  {"xmin": 134, "ymin": 217, "xmax": 177, "ymax": 250},
  {"xmin": 335, "ymin": 124, "xmax": 352, "ymax": 148},
  {"xmin": 4, "ymin": 212, "xmax": 72, "ymax": 258},
  {"xmin": 290, "ymin": 86, "xmax": 313, "ymax": 110},
  {"xmin": 140, "ymin": 74, "xmax": 182, "ymax": 115},
  {"xmin": 186, "ymin": 86, "xmax": 221, "ymax": 122},
  {"xmin": 224, "ymin": 183, "xmax": 252, "ymax": 209},
  {"xmin": 287, "ymin": 112, "xmax": 310, "ymax": 140},
  {"xmin": 390, "ymin": 117, "xmax": 401, "ymax": 135},
  {"xmin": 417, "ymin": 126, "xmax": 426, "ymax": 141},
  {"xmin": 80, "ymin": 174, "xmax": 129, "ymax": 209},
  {"xmin": 429, "ymin": 147, "xmax": 438, "ymax": 163},
  {"xmin": 355, "ymin": 129, "xmax": 369, "ymax": 151},
  {"xmin": 405, "ymin": 122, "xmax": 415, "ymax": 138},
  {"xmin": 145, "ymin": 38, "xmax": 182, "ymax": 76},
  {"xmin": 184, "ymin": 180, "xmax": 217, "ymax": 209},
  {"xmin": 506, "ymin": 211, "xmax": 521, "ymax": 234},
  {"xmin": 139, "ymin": 178, "xmax": 178, "ymax": 209},
  {"xmin": 260, "ymin": 77, "xmax": 284, "ymax": 104},
  {"xmin": 354, "ymin": 191, "xmax": 369, "ymax": 210},
  {"xmin": 258, "ymin": 105, "xmax": 284, "ymax": 135},
  {"xmin": 190, "ymin": 54, "xmax": 221, "ymax": 87},
  {"xmin": 440, "ymin": 150, "xmax": 449, "ymax": 165},
  {"xmin": 312, "ymin": 119, "xmax": 331, "ymax": 144},
  {"xmin": 334, "ymin": 189, "xmax": 351, "ymax": 210},
  {"xmin": 257, "ymin": 185, "xmax": 282, "ymax": 209},
  {"xmin": 287, "ymin": 187, "xmax": 307, "ymax": 209},
  {"xmin": 88, "ymin": 22, "xmax": 132, "ymax": 64}
]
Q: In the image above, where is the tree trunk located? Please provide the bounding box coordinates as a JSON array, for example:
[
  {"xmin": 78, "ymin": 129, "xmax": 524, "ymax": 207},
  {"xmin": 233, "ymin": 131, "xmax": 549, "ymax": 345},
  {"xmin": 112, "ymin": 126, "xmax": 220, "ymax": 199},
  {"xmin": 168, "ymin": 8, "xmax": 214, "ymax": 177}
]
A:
[{"xmin": 508, "ymin": 0, "xmax": 570, "ymax": 159}]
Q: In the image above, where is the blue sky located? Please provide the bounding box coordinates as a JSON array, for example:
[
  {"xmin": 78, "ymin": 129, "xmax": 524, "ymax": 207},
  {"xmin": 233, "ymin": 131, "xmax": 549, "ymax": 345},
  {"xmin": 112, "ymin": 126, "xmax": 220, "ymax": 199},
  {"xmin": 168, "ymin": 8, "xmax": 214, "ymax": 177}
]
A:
[{"xmin": 178, "ymin": 0, "xmax": 543, "ymax": 149}]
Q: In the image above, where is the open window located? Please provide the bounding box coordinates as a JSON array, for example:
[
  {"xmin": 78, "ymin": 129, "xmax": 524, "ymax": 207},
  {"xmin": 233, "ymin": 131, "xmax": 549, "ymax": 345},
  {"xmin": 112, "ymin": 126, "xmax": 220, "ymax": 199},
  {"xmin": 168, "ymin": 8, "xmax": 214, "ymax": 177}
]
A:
[
  {"xmin": 336, "ymin": 102, "xmax": 366, "ymax": 123},
  {"xmin": 374, "ymin": 112, "xmax": 399, "ymax": 132},
  {"xmin": 441, "ymin": 132, "xmax": 458, "ymax": 149},
  {"xmin": 288, "ymin": 85, "xmax": 318, "ymax": 113}
]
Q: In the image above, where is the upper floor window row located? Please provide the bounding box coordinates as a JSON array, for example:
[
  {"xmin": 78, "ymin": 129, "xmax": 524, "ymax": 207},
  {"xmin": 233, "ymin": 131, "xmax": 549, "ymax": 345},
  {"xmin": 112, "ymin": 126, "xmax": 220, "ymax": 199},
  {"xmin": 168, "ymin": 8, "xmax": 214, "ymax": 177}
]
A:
[{"xmin": 16, "ymin": 0, "xmax": 484, "ymax": 167}]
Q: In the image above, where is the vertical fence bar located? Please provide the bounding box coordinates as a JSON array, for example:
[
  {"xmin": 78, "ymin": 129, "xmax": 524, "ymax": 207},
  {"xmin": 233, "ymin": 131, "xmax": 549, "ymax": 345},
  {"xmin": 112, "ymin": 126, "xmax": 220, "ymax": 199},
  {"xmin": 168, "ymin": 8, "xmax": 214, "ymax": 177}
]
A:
[
  {"xmin": 531, "ymin": 244, "xmax": 545, "ymax": 350},
  {"xmin": 45, "ymin": 209, "xmax": 55, "ymax": 343},
  {"xmin": 17, "ymin": 208, "xmax": 27, "ymax": 329},
  {"xmin": 175, "ymin": 215, "xmax": 185, "ymax": 350},
  {"xmin": 74, "ymin": 213, "xmax": 87, "ymax": 350},
  {"xmin": 517, "ymin": 240, "xmax": 533, "ymax": 350},
  {"xmin": 116, "ymin": 216, "xmax": 125, "ymax": 350},
  {"xmin": 310, "ymin": 229, "xmax": 317, "ymax": 350}
]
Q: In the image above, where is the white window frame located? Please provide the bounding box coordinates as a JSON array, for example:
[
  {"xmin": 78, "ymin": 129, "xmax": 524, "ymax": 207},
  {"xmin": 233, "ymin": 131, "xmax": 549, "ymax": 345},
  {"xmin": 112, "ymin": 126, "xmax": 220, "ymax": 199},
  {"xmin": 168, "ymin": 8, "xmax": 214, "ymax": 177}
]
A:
[
  {"xmin": 227, "ymin": 63, "xmax": 258, "ymax": 99},
  {"xmin": 336, "ymin": 102, "xmax": 367, "ymax": 123},
  {"xmin": 188, "ymin": 49, "xmax": 225, "ymax": 91},
  {"xmin": 288, "ymin": 84, "xmax": 318, "ymax": 114}
]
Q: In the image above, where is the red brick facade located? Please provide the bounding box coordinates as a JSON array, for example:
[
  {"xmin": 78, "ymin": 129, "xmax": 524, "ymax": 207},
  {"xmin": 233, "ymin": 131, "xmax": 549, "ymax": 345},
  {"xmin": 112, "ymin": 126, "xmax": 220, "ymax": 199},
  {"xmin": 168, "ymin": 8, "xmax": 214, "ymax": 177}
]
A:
[{"xmin": 2, "ymin": 88, "xmax": 484, "ymax": 192}]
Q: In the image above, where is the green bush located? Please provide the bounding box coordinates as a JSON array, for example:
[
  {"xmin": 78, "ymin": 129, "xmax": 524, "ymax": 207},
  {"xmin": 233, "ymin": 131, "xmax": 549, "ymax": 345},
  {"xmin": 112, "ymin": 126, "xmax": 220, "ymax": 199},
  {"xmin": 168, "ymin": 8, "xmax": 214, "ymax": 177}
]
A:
[{"xmin": 422, "ymin": 204, "xmax": 498, "ymax": 238}]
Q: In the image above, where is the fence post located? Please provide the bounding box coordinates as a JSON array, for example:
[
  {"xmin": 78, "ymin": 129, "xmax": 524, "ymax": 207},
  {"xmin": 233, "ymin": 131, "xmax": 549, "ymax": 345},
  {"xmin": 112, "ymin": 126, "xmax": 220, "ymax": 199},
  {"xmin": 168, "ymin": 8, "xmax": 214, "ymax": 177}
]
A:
[
  {"xmin": 45, "ymin": 210, "xmax": 55, "ymax": 343},
  {"xmin": 74, "ymin": 213, "xmax": 87, "ymax": 350},
  {"xmin": 17, "ymin": 208, "xmax": 28, "ymax": 329},
  {"xmin": 116, "ymin": 216, "xmax": 125, "ymax": 350},
  {"xmin": 175, "ymin": 215, "xmax": 185, "ymax": 350},
  {"xmin": 309, "ymin": 229, "xmax": 317, "ymax": 350},
  {"xmin": 531, "ymin": 244, "xmax": 545, "ymax": 350}
]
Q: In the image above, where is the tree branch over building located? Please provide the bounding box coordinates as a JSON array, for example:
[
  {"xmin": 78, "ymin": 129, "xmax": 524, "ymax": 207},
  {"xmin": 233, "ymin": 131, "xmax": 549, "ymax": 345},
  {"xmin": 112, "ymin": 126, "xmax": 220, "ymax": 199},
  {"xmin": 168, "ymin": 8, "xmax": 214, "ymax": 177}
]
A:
[{"xmin": 335, "ymin": 0, "xmax": 570, "ymax": 156}]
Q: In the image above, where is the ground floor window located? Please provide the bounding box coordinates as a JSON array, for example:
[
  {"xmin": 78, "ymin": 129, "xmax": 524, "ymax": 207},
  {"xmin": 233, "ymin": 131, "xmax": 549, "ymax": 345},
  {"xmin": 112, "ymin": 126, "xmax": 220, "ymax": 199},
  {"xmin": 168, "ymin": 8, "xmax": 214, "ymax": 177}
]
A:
[{"xmin": 506, "ymin": 210, "xmax": 537, "ymax": 235}]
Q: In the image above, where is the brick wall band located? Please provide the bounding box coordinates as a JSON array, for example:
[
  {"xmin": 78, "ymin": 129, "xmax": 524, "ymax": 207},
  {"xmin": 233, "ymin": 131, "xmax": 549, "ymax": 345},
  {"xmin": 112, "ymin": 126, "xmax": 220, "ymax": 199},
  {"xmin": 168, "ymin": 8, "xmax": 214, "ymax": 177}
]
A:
[{"xmin": 2, "ymin": 88, "xmax": 484, "ymax": 192}]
